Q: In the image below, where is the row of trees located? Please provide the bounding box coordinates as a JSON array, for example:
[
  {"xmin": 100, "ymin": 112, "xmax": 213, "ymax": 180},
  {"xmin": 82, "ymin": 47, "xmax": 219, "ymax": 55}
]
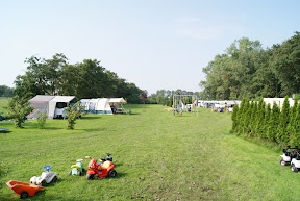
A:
[
  {"xmin": 13, "ymin": 53, "xmax": 146, "ymax": 103},
  {"xmin": 231, "ymin": 96, "xmax": 300, "ymax": 146},
  {"xmin": 200, "ymin": 32, "xmax": 300, "ymax": 100},
  {"xmin": 0, "ymin": 85, "xmax": 14, "ymax": 97},
  {"xmin": 146, "ymin": 90, "xmax": 200, "ymax": 105}
]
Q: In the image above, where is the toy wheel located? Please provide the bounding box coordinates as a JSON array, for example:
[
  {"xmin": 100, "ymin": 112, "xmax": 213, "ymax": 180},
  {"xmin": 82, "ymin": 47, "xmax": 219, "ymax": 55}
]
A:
[
  {"xmin": 20, "ymin": 192, "xmax": 28, "ymax": 199},
  {"xmin": 41, "ymin": 180, "xmax": 47, "ymax": 186},
  {"xmin": 86, "ymin": 173, "xmax": 94, "ymax": 180},
  {"xmin": 108, "ymin": 169, "xmax": 117, "ymax": 177},
  {"xmin": 77, "ymin": 171, "xmax": 82, "ymax": 176},
  {"xmin": 280, "ymin": 159, "xmax": 286, "ymax": 166},
  {"xmin": 292, "ymin": 164, "xmax": 298, "ymax": 172},
  {"xmin": 68, "ymin": 171, "xmax": 72, "ymax": 175},
  {"xmin": 52, "ymin": 176, "xmax": 58, "ymax": 182}
]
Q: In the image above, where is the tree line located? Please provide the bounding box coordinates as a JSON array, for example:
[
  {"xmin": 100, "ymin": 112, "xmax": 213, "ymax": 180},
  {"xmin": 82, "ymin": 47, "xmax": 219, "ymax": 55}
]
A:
[
  {"xmin": 200, "ymin": 31, "xmax": 300, "ymax": 100},
  {"xmin": 12, "ymin": 53, "xmax": 146, "ymax": 103},
  {"xmin": 231, "ymin": 96, "xmax": 300, "ymax": 146},
  {"xmin": 0, "ymin": 85, "xmax": 14, "ymax": 97}
]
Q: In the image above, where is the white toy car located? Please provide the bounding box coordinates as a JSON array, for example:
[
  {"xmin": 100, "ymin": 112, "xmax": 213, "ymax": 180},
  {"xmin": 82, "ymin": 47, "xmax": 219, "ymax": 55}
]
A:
[
  {"xmin": 30, "ymin": 166, "xmax": 58, "ymax": 186},
  {"xmin": 280, "ymin": 146, "xmax": 299, "ymax": 166},
  {"xmin": 291, "ymin": 152, "xmax": 300, "ymax": 172}
]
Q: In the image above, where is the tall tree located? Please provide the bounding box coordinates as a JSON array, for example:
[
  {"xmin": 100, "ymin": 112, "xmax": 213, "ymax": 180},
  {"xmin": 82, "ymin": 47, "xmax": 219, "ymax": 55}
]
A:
[
  {"xmin": 276, "ymin": 96, "xmax": 290, "ymax": 144},
  {"xmin": 270, "ymin": 32, "xmax": 300, "ymax": 97}
]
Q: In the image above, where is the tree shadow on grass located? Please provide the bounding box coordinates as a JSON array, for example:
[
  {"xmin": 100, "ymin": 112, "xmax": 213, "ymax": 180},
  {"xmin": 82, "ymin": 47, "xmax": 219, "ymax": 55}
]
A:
[
  {"xmin": 126, "ymin": 113, "xmax": 141, "ymax": 115},
  {"xmin": 74, "ymin": 128, "xmax": 108, "ymax": 132},
  {"xmin": 79, "ymin": 116, "xmax": 102, "ymax": 120},
  {"xmin": 20, "ymin": 126, "xmax": 64, "ymax": 130}
]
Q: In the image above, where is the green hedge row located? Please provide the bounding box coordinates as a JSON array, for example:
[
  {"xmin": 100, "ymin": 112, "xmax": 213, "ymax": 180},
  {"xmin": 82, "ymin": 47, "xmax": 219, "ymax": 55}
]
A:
[{"xmin": 231, "ymin": 96, "xmax": 300, "ymax": 146}]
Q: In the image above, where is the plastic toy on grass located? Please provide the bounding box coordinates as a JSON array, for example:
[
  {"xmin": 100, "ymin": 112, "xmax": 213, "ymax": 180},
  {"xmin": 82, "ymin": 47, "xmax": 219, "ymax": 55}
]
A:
[
  {"xmin": 30, "ymin": 165, "xmax": 58, "ymax": 186},
  {"xmin": 85, "ymin": 154, "xmax": 117, "ymax": 180},
  {"xmin": 6, "ymin": 180, "xmax": 44, "ymax": 199},
  {"xmin": 280, "ymin": 146, "xmax": 299, "ymax": 166},
  {"xmin": 99, "ymin": 153, "xmax": 113, "ymax": 163},
  {"xmin": 69, "ymin": 158, "xmax": 85, "ymax": 176},
  {"xmin": 291, "ymin": 151, "xmax": 300, "ymax": 172}
]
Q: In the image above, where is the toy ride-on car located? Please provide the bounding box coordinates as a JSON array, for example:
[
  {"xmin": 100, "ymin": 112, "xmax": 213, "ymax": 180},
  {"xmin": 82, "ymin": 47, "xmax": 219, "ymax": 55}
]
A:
[
  {"xmin": 291, "ymin": 151, "xmax": 300, "ymax": 172},
  {"xmin": 280, "ymin": 146, "xmax": 299, "ymax": 166},
  {"xmin": 30, "ymin": 165, "xmax": 58, "ymax": 186},
  {"xmin": 85, "ymin": 155, "xmax": 117, "ymax": 180},
  {"xmin": 6, "ymin": 180, "xmax": 45, "ymax": 199},
  {"xmin": 69, "ymin": 158, "xmax": 85, "ymax": 176}
]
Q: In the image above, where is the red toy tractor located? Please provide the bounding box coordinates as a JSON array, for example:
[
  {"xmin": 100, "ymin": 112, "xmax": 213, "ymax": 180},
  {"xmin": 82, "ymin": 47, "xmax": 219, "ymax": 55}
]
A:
[{"xmin": 85, "ymin": 155, "xmax": 117, "ymax": 179}]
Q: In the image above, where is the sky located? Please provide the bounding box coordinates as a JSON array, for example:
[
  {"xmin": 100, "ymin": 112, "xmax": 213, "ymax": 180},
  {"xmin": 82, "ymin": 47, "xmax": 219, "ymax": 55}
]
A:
[{"xmin": 1, "ymin": 1, "xmax": 300, "ymax": 95}]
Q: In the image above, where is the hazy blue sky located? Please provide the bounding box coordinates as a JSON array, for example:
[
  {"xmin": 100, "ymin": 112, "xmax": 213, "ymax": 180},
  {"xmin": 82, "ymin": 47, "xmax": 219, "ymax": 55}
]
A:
[{"xmin": 1, "ymin": 1, "xmax": 299, "ymax": 94}]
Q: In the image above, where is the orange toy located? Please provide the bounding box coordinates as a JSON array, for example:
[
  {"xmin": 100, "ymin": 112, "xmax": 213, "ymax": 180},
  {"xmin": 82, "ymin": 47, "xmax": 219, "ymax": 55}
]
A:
[{"xmin": 6, "ymin": 180, "xmax": 45, "ymax": 199}]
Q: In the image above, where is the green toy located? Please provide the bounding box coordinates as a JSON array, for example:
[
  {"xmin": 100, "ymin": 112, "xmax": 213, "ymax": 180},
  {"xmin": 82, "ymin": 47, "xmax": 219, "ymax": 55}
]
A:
[{"xmin": 69, "ymin": 158, "xmax": 85, "ymax": 176}]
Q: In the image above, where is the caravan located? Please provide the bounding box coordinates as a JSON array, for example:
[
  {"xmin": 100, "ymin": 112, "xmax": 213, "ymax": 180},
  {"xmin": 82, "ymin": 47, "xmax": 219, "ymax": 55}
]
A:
[{"xmin": 28, "ymin": 95, "xmax": 76, "ymax": 119}]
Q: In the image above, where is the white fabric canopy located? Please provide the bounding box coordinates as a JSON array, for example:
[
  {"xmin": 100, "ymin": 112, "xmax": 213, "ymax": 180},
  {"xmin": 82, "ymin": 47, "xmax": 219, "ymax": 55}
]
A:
[{"xmin": 108, "ymin": 98, "xmax": 126, "ymax": 103}]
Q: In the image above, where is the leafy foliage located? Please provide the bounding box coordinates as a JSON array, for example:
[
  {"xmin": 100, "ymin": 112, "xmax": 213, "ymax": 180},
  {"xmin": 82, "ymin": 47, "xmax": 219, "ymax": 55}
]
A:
[
  {"xmin": 36, "ymin": 110, "xmax": 47, "ymax": 129},
  {"xmin": 276, "ymin": 96, "xmax": 290, "ymax": 145},
  {"xmin": 8, "ymin": 96, "xmax": 33, "ymax": 128},
  {"xmin": 0, "ymin": 85, "xmax": 14, "ymax": 97},
  {"xmin": 14, "ymin": 55, "xmax": 146, "ymax": 103},
  {"xmin": 65, "ymin": 102, "xmax": 84, "ymax": 129},
  {"xmin": 201, "ymin": 32, "xmax": 300, "ymax": 100},
  {"xmin": 231, "ymin": 104, "xmax": 239, "ymax": 132}
]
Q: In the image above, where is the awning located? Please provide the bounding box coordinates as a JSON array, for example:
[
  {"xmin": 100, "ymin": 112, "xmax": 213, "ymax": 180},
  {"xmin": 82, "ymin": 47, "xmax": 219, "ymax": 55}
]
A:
[{"xmin": 108, "ymin": 98, "xmax": 126, "ymax": 103}]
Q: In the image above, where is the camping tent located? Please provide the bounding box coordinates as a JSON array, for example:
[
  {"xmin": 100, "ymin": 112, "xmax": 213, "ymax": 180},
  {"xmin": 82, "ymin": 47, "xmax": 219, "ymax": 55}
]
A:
[
  {"xmin": 28, "ymin": 95, "xmax": 55, "ymax": 119},
  {"xmin": 79, "ymin": 97, "xmax": 128, "ymax": 115},
  {"xmin": 80, "ymin": 99, "xmax": 91, "ymax": 111},
  {"xmin": 80, "ymin": 98, "xmax": 112, "ymax": 115},
  {"xmin": 28, "ymin": 95, "xmax": 76, "ymax": 119},
  {"xmin": 94, "ymin": 98, "xmax": 112, "ymax": 114},
  {"xmin": 108, "ymin": 98, "xmax": 129, "ymax": 114}
]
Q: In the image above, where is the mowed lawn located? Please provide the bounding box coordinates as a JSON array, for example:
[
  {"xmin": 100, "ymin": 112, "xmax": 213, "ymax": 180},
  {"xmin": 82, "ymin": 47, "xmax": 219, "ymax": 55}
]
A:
[{"xmin": 0, "ymin": 104, "xmax": 299, "ymax": 201}]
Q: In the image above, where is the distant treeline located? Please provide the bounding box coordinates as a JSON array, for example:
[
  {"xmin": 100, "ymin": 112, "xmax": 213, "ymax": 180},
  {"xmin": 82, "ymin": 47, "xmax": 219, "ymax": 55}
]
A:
[
  {"xmin": 12, "ymin": 54, "xmax": 148, "ymax": 103},
  {"xmin": 3, "ymin": 53, "xmax": 201, "ymax": 104},
  {"xmin": 0, "ymin": 85, "xmax": 14, "ymax": 97}
]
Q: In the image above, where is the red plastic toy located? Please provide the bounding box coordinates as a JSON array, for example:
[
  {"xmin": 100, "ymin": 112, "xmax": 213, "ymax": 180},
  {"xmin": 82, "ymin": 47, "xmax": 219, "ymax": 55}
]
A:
[
  {"xmin": 85, "ymin": 156, "xmax": 117, "ymax": 179},
  {"xmin": 6, "ymin": 180, "xmax": 44, "ymax": 199}
]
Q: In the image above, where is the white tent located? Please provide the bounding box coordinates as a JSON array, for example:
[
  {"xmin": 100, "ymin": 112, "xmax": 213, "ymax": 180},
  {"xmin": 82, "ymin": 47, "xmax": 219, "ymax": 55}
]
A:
[
  {"xmin": 108, "ymin": 97, "xmax": 130, "ymax": 114},
  {"xmin": 95, "ymin": 98, "xmax": 112, "ymax": 114},
  {"xmin": 80, "ymin": 99, "xmax": 91, "ymax": 110},
  {"xmin": 108, "ymin": 98, "xmax": 127, "ymax": 104},
  {"xmin": 81, "ymin": 98, "xmax": 112, "ymax": 115},
  {"xmin": 28, "ymin": 95, "xmax": 55, "ymax": 119},
  {"xmin": 29, "ymin": 95, "xmax": 76, "ymax": 119}
]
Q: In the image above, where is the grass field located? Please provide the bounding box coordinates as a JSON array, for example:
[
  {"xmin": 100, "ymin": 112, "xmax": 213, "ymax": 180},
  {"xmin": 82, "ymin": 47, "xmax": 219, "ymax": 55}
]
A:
[{"xmin": 0, "ymin": 103, "xmax": 299, "ymax": 201}]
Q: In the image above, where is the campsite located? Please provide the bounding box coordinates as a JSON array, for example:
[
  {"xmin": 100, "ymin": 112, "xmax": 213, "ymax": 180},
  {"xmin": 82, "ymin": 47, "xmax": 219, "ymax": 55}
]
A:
[
  {"xmin": 1, "ymin": 103, "xmax": 300, "ymax": 200},
  {"xmin": 27, "ymin": 96, "xmax": 129, "ymax": 120}
]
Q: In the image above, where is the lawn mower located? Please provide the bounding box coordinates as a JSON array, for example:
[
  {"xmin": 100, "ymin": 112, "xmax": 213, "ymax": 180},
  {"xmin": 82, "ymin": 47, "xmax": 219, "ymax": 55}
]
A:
[
  {"xmin": 30, "ymin": 165, "xmax": 58, "ymax": 186},
  {"xmin": 69, "ymin": 158, "xmax": 85, "ymax": 176},
  {"xmin": 85, "ymin": 154, "xmax": 117, "ymax": 180},
  {"xmin": 280, "ymin": 146, "xmax": 299, "ymax": 166}
]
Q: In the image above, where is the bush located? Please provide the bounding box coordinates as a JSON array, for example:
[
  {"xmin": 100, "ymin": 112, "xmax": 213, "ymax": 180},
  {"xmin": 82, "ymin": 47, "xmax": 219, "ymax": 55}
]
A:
[{"xmin": 36, "ymin": 110, "xmax": 47, "ymax": 128}]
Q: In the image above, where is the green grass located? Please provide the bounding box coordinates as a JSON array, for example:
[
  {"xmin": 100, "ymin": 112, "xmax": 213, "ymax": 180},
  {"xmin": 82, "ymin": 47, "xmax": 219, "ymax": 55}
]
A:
[{"xmin": 0, "ymin": 104, "xmax": 299, "ymax": 200}]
